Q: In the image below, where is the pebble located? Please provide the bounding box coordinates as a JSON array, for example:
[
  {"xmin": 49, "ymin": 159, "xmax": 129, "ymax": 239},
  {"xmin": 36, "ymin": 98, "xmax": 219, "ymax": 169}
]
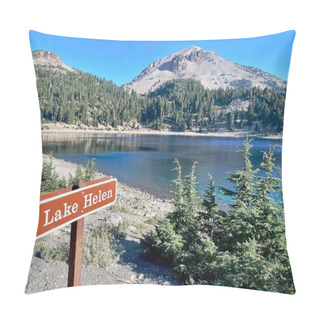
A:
[
  {"xmin": 128, "ymin": 226, "xmax": 137, "ymax": 233},
  {"xmin": 130, "ymin": 275, "xmax": 136, "ymax": 282}
]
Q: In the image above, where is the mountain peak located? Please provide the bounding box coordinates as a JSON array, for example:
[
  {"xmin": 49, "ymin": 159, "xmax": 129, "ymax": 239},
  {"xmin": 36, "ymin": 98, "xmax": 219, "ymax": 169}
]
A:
[
  {"xmin": 32, "ymin": 50, "xmax": 74, "ymax": 72},
  {"xmin": 178, "ymin": 45, "xmax": 203, "ymax": 54},
  {"xmin": 125, "ymin": 46, "xmax": 286, "ymax": 94}
]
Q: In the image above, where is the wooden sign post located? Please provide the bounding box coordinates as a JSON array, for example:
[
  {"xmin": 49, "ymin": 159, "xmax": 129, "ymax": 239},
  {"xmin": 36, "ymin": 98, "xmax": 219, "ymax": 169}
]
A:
[
  {"xmin": 68, "ymin": 180, "xmax": 85, "ymax": 287},
  {"xmin": 37, "ymin": 176, "xmax": 117, "ymax": 287}
]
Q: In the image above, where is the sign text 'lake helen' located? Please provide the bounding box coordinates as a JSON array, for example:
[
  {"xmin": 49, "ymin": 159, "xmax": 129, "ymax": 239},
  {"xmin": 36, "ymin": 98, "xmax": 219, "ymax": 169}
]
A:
[{"xmin": 37, "ymin": 177, "xmax": 117, "ymax": 238}]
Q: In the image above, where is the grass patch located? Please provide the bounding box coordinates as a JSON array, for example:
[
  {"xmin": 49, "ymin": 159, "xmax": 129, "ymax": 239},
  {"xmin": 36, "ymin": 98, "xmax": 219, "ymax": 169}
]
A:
[
  {"xmin": 133, "ymin": 222, "xmax": 154, "ymax": 236},
  {"xmin": 110, "ymin": 204, "xmax": 137, "ymax": 215},
  {"xmin": 145, "ymin": 216, "xmax": 162, "ymax": 226}
]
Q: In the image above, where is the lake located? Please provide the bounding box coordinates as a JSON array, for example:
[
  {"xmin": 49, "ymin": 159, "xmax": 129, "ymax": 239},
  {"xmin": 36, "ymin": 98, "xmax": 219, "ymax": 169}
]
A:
[{"xmin": 42, "ymin": 133, "xmax": 282, "ymax": 202}]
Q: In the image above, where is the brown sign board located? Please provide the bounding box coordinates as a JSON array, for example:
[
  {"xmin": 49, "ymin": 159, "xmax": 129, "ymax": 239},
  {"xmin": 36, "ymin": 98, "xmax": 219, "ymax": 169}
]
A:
[{"xmin": 37, "ymin": 177, "xmax": 117, "ymax": 239}]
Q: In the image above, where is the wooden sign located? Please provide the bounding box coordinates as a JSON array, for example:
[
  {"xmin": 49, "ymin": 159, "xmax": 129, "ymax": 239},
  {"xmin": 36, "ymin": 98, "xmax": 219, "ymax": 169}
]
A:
[{"xmin": 37, "ymin": 177, "xmax": 117, "ymax": 239}]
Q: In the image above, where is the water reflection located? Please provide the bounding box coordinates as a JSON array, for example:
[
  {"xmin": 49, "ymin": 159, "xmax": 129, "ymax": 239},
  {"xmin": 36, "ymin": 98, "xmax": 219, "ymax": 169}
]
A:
[{"xmin": 42, "ymin": 132, "xmax": 282, "ymax": 200}]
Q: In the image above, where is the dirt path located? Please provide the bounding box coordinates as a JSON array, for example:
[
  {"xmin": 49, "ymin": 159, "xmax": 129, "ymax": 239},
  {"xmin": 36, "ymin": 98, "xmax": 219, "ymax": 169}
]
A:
[{"xmin": 26, "ymin": 236, "xmax": 178, "ymax": 294}]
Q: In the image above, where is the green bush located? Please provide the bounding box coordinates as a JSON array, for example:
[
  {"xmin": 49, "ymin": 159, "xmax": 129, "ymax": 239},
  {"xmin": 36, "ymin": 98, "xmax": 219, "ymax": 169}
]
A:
[{"xmin": 142, "ymin": 218, "xmax": 183, "ymax": 265}]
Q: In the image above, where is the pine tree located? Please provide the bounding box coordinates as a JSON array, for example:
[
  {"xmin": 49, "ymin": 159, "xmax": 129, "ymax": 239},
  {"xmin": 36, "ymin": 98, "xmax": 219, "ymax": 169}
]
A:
[
  {"xmin": 59, "ymin": 176, "xmax": 68, "ymax": 189},
  {"xmin": 254, "ymin": 146, "xmax": 289, "ymax": 259},
  {"xmin": 184, "ymin": 161, "xmax": 200, "ymax": 217},
  {"xmin": 247, "ymin": 103, "xmax": 255, "ymax": 126},
  {"xmin": 169, "ymin": 159, "xmax": 185, "ymax": 234},
  {"xmin": 222, "ymin": 143, "xmax": 295, "ymax": 293},
  {"xmin": 173, "ymin": 234, "xmax": 232, "ymax": 285},
  {"xmin": 200, "ymin": 174, "xmax": 222, "ymax": 239},
  {"xmin": 227, "ymin": 112, "xmax": 235, "ymax": 131},
  {"xmin": 41, "ymin": 155, "xmax": 60, "ymax": 193},
  {"xmin": 181, "ymin": 161, "xmax": 200, "ymax": 244},
  {"xmin": 168, "ymin": 160, "xmax": 200, "ymax": 241},
  {"xmin": 221, "ymin": 138, "xmax": 258, "ymax": 207},
  {"xmin": 67, "ymin": 172, "xmax": 74, "ymax": 187},
  {"xmin": 73, "ymin": 165, "xmax": 84, "ymax": 183},
  {"xmin": 84, "ymin": 159, "xmax": 96, "ymax": 182},
  {"xmin": 219, "ymin": 139, "xmax": 259, "ymax": 250},
  {"xmin": 141, "ymin": 218, "xmax": 183, "ymax": 266},
  {"xmin": 225, "ymin": 239, "xmax": 274, "ymax": 291}
]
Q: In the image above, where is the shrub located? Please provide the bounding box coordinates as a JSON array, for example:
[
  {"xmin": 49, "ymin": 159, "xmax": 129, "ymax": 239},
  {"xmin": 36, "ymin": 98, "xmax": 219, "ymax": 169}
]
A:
[
  {"xmin": 34, "ymin": 239, "xmax": 69, "ymax": 262},
  {"xmin": 82, "ymin": 223, "xmax": 120, "ymax": 268}
]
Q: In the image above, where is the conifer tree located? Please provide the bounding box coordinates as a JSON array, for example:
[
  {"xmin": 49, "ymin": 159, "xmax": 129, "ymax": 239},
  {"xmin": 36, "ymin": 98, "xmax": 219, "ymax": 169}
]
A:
[
  {"xmin": 184, "ymin": 161, "xmax": 200, "ymax": 217},
  {"xmin": 221, "ymin": 138, "xmax": 258, "ymax": 207},
  {"xmin": 247, "ymin": 103, "xmax": 255, "ymax": 126},
  {"xmin": 41, "ymin": 155, "xmax": 60, "ymax": 193},
  {"xmin": 67, "ymin": 172, "xmax": 74, "ymax": 187},
  {"xmin": 255, "ymin": 146, "xmax": 288, "ymax": 259},
  {"xmin": 73, "ymin": 165, "xmax": 84, "ymax": 183},
  {"xmin": 222, "ymin": 143, "xmax": 295, "ymax": 293},
  {"xmin": 220, "ymin": 138, "xmax": 259, "ymax": 249},
  {"xmin": 141, "ymin": 218, "xmax": 183, "ymax": 266},
  {"xmin": 169, "ymin": 159, "xmax": 185, "ymax": 234},
  {"xmin": 59, "ymin": 176, "xmax": 67, "ymax": 189},
  {"xmin": 84, "ymin": 159, "xmax": 96, "ymax": 182},
  {"xmin": 227, "ymin": 112, "xmax": 235, "ymax": 131},
  {"xmin": 201, "ymin": 174, "xmax": 217, "ymax": 238},
  {"xmin": 181, "ymin": 161, "xmax": 200, "ymax": 244}
]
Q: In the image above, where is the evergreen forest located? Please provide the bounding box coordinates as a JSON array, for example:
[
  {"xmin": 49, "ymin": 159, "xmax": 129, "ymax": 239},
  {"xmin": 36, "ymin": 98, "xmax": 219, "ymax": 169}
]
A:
[{"xmin": 36, "ymin": 67, "xmax": 286, "ymax": 133}]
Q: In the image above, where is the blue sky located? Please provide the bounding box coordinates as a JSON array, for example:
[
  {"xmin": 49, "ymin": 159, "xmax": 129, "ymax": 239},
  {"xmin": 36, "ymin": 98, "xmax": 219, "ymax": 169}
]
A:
[{"xmin": 29, "ymin": 30, "xmax": 295, "ymax": 86}]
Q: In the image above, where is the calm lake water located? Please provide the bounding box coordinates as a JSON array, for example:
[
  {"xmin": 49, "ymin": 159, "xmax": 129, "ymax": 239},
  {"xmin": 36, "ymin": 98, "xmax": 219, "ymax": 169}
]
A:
[{"xmin": 42, "ymin": 133, "xmax": 282, "ymax": 202}]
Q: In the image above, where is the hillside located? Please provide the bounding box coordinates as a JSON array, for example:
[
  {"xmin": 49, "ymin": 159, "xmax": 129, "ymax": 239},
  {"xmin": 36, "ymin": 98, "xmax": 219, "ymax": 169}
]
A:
[{"xmin": 33, "ymin": 50, "xmax": 286, "ymax": 135}]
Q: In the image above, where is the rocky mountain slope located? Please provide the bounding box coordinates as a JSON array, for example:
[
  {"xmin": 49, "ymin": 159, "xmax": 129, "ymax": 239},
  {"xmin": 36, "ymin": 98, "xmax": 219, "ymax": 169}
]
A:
[
  {"xmin": 32, "ymin": 50, "xmax": 75, "ymax": 73},
  {"xmin": 124, "ymin": 46, "xmax": 286, "ymax": 94}
]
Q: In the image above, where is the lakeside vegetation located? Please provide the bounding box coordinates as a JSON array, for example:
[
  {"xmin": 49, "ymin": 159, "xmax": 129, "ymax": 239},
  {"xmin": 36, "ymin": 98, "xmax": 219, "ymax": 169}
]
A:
[
  {"xmin": 35, "ymin": 66, "xmax": 286, "ymax": 133},
  {"xmin": 40, "ymin": 154, "xmax": 96, "ymax": 193},
  {"xmin": 142, "ymin": 139, "xmax": 294, "ymax": 294},
  {"xmin": 38, "ymin": 140, "xmax": 294, "ymax": 293}
]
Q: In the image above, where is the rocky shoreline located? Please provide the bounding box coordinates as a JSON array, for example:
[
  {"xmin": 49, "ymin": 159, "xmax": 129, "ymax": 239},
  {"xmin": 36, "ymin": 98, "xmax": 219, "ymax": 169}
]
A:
[
  {"xmin": 41, "ymin": 154, "xmax": 173, "ymax": 218},
  {"xmin": 41, "ymin": 122, "xmax": 283, "ymax": 140},
  {"xmin": 25, "ymin": 155, "xmax": 176, "ymax": 294}
]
